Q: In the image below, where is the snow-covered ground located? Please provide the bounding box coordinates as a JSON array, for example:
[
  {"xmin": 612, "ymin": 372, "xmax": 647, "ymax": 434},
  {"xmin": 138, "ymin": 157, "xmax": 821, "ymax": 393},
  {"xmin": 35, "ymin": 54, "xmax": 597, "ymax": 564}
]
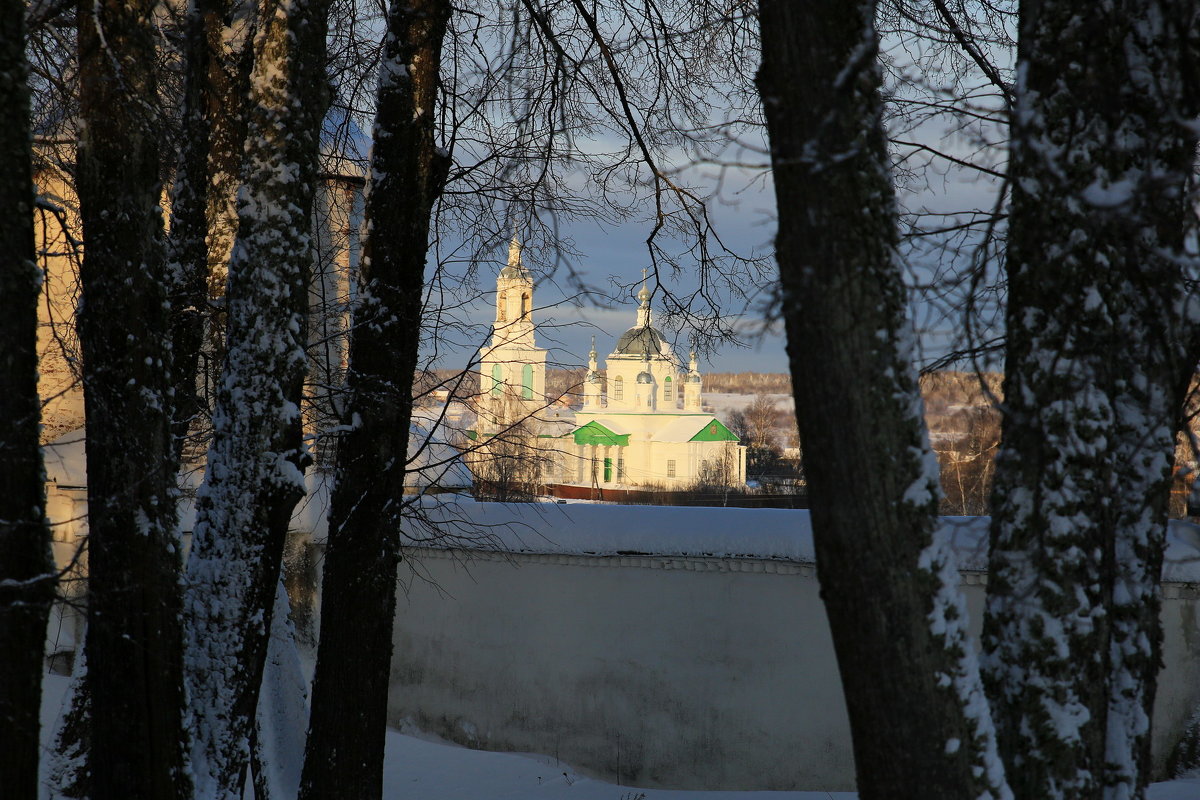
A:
[
  {"xmin": 702, "ymin": 392, "xmax": 794, "ymax": 419},
  {"xmin": 402, "ymin": 497, "xmax": 1200, "ymax": 583},
  {"xmin": 37, "ymin": 672, "xmax": 1200, "ymax": 799}
]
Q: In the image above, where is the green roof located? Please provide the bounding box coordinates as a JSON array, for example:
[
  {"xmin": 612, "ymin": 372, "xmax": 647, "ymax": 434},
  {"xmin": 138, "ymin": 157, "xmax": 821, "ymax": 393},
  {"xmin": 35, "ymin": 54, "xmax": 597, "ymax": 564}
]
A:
[
  {"xmin": 572, "ymin": 421, "xmax": 630, "ymax": 447},
  {"xmin": 690, "ymin": 418, "xmax": 739, "ymax": 442}
]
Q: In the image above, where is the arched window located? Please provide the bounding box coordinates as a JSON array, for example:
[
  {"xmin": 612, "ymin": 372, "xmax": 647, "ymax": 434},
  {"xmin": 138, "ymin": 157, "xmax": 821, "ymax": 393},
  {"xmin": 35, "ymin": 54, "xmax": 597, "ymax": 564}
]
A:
[
  {"xmin": 522, "ymin": 364, "xmax": 534, "ymax": 399},
  {"xmin": 663, "ymin": 375, "xmax": 673, "ymax": 402},
  {"xmin": 521, "ymin": 291, "xmax": 531, "ymax": 317},
  {"xmin": 497, "ymin": 291, "xmax": 507, "ymax": 322},
  {"xmin": 491, "ymin": 363, "xmax": 503, "ymax": 395},
  {"xmin": 613, "ymin": 375, "xmax": 624, "ymax": 401}
]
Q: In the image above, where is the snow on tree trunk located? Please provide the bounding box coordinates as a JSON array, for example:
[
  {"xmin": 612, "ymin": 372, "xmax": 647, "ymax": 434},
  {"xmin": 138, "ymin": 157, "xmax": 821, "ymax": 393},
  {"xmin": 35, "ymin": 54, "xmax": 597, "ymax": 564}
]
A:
[
  {"xmin": 75, "ymin": 0, "xmax": 191, "ymax": 793},
  {"xmin": 298, "ymin": 1, "xmax": 449, "ymax": 797},
  {"xmin": 183, "ymin": 0, "xmax": 329, "ymax": 793},
  {"xmin": 981, "ymin": 4, "xmax": 1200, "ymax": 800},
  {"xmin": 250, "ymin": 580, "xmax": 310, "ymax": 800},
  {"xmin": 202, "ymin": 0, "xmax": 254, "ymax": 437},
  {"xmin": 757, "ymin": 1, "xmax": 1010, "ymax": 798},
  {"xmin": 0, "ymin": 0, "xmax": 54, "ymax": 790}
]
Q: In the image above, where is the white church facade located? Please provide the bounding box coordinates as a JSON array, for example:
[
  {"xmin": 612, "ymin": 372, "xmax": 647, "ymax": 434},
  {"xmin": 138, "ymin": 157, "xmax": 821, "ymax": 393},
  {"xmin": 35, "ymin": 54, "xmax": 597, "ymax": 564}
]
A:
[{"xmin": 472, "ymin": 239, "xmax": 746, "ymax": 492}]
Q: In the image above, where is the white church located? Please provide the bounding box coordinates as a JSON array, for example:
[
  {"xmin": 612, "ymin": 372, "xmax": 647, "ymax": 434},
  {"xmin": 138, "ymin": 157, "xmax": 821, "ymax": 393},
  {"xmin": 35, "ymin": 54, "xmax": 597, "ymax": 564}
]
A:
[{"xmin": 472, "ymin": 238, "xmax": 746, "ymax": 493}]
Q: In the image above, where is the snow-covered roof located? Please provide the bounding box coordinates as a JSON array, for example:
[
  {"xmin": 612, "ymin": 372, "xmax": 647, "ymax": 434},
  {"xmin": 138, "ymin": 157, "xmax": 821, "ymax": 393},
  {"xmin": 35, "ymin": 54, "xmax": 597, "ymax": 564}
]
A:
[
  {"xmin": 576, "ymin": 418, "xmax": 631, "ymax": 436},
  {"xmin": 43, "ymin": 428, "xmax": 87, "ymax": 486},
  {"xmin": 406, "ymin": 420, "xmax": 473, "ymax": 491},
  {"xmin": 319, "ymin": 105, "xmax": 369, "ymax": 179},
  {"xmin": 648, "ymin": 415, "xmax": 722, "ymax": 442}
]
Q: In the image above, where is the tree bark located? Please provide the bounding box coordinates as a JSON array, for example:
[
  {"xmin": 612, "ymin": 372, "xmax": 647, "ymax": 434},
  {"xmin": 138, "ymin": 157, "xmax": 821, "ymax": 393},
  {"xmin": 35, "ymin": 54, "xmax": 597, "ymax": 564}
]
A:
[
  {"xmin": 757, "ymin": 2, "xmax": 1009, "ymax": 798},
  {"xmin": 168, "ymin": 0, "xmax": 253, "ymax": 462},
  {"xmin": 182, "ymin": 0, "xmax": 329, "ymax": 793},
  {"xmin": 167, "ymin": 0, "xmax": 212, "ymax": 459},
  {"xmin": 75, "ymin": 0, "xmax": 191, "ymax": 793},
  {"xmin": 299, "ymin": 1, "xmax": 449, "ymax": 797},
  {"xmin": 0, "ymin": 0, "xmax": 55, "ymax": 791},
  {"xmin": 981, "ymin": 2, "xmax": 1200, "ymax": 798}
]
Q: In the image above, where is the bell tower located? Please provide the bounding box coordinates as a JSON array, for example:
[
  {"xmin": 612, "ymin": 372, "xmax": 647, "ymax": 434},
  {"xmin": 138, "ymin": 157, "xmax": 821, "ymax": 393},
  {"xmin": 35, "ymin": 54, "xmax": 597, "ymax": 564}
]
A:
[
  {"xmin": 493, "ymin": 235, "xmax": 536, "ymax": 348},
  {"xmin": 479, "ymin": 234, "xmax": 548, "ymax": 428}
]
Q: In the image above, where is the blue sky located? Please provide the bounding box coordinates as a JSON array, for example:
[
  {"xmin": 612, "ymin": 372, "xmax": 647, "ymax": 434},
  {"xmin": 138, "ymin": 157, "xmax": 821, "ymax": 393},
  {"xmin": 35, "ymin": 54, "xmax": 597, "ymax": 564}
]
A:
[
  {"xmin": 412, "ymin": 19, "xmax": 1013, "ymax": 378},
  {"xmin": 454, "ymin": 144, "xmax": 1006, "ymax": 377}
]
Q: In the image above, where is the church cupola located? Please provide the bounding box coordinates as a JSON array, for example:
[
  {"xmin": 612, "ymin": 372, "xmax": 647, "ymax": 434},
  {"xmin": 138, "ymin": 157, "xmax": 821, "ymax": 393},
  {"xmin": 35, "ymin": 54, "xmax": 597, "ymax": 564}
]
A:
[
  {"xmin": 584, "ymin": 336, "xmax": 603, "ymax": 409},
  {"xmin": 684, "ymin": 349, "xmax": 703, "ymax": 411},
  {"xmin": 635, "ymin": 352, "xmax": 657, "ymax": 410},
  {"xmin": 636, "ymin": 279, "xmax": 653, "ymax": 328}
]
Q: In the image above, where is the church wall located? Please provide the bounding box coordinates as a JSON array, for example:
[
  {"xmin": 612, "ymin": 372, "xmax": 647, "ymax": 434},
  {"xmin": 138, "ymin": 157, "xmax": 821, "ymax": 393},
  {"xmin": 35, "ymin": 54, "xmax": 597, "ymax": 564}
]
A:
[
  {"xmin": 390, "ymin": 546, "xmax": 852, "ymax": 791},
  {"xmin": 387, "ymin": 522, "xmax": 1200, "ymax": 791},
  {"xmin": 540, "ymin": 436, "xmax": 745, "ymax": 489},
  {"xmin": 34, "ymin": 166, "xmax": 86, "ymax": 443}
]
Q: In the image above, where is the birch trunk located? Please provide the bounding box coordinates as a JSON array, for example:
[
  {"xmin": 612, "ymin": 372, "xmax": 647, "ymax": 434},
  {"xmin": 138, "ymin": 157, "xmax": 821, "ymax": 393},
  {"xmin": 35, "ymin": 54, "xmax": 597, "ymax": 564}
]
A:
[
  {"xmin": 982, "ymin": 2, "xmax": 1200, "ymax": 798},
  {"xmin": 183, "ymin": 0, "xmax": 329, "ymax": 792}
]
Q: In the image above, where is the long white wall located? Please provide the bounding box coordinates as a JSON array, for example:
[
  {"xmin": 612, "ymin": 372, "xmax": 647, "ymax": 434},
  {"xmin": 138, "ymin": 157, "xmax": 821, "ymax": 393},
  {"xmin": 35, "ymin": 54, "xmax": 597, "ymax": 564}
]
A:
[{"xmin": 388, "ymin": 504, "xmax": 1200, "ymax": 791}]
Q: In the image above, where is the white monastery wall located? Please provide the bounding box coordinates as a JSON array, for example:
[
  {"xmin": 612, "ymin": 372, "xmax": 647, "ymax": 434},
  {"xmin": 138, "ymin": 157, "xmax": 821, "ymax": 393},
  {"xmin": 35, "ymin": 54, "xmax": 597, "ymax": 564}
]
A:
[{"xmin": 387, "ymin": 503, "xmax": 1200, "ymax": 791}]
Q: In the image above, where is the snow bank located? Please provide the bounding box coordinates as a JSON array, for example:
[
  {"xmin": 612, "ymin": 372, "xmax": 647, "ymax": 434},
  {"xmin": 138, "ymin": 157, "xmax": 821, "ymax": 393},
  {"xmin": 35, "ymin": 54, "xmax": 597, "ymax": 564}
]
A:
[
  {"xmin": 36, "ymin": 669, "xmax": 1197, "ymax": 800},
  {"xmin": 397, "ymin": 499, "xmax": 1200, "ymax": 583},
  {"xmin": 402, "ymin": 497, "xmax": 818, "ymax": 561}
]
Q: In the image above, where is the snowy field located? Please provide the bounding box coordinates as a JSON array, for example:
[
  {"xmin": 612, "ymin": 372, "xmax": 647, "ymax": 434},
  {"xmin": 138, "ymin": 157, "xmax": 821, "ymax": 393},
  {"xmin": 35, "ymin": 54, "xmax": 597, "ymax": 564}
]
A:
[
  {"xmin": 37, "ymin": 672, "xmax": 1200, "ymax": 799},
  {"xmin": 702, "ymin": 392, "xmax": 794, "ymax": 419}
]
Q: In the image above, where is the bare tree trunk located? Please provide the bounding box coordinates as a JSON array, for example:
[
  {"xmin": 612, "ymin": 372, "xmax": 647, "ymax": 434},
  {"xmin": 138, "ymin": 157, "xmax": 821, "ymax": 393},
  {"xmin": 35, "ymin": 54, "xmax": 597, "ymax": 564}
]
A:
[
  {"xmin": 171, "ymin": 0, "xmax": 256, "ymax": 448},
  {"xmin": 168, "ymin": 0, "xmax": 253, "ymax": 462},
  {"xmin": 167, "ymin": 0, "xmax": 213, "ymax": 458},
  {"xmin": 299, "ymin": 1, "xmax": 449, "ymax": 797},
  {"xmin": 75, "ymin": 0, "xmax": 190, "ymax": 793},
  {"xmin": 0, "ymin": 0, "xmax": 55, "ymax": 791},
  {"xmin": 757, "ymin": 2, "xmax": 1009, "ymax": 798},
  {"xmin": 981, "ymin": 2, "xmax": 1200, "ymax": 798},
  {"xmin": 182, "ymin": 0, "xmax": 329, "ymax": 793}
]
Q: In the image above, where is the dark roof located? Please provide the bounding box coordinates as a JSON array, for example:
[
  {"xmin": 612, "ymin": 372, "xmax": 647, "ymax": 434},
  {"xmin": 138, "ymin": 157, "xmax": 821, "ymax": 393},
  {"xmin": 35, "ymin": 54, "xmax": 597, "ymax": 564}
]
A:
[{"xmin": 614, "ymin": 325, "xmax": 668, "ymax": 356}]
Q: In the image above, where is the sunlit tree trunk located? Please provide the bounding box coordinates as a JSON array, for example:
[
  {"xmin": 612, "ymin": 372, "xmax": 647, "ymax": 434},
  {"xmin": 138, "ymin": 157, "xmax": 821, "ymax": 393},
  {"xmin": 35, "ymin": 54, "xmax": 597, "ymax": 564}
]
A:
[
  {"xmin": 299, "ymin": 0, "xmax": 449, "ymax": 796},
  {"xmin": 183, "ymin": 0, "xmax": 329, "ymax": 792},
  {"xmin": 76, "ymin": 0, "xmax": 190, "ymax": 793},
  {"xmin": 0, "ymin": 0, "xmax": 54, "ymax": 791},
  {"xmin": 757, "ymin": 1, "xmax": 1010, "ymax": 798},
  {"xmin": 982, "ymin": 2, "xmax": 1200, "ymax": 798}
]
